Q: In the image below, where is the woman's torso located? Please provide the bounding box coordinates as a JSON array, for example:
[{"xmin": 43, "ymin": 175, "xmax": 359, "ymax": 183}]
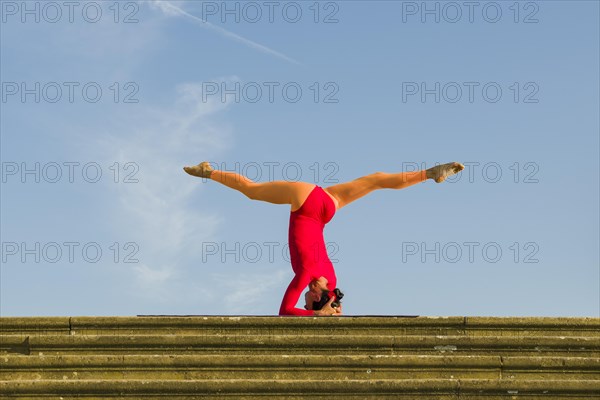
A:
[{"xmin": 288, "ymin": 185, "xmax": 337, "ymax": 286}]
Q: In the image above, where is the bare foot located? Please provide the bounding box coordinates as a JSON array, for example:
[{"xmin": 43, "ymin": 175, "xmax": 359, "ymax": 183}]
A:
[
  {"xmin": 183, "ymin": 161, "xmax": 214, "ymax": 178},
  {"xmin": 426, "ymin": 162, "xmax": 465, "ymax": 183}
]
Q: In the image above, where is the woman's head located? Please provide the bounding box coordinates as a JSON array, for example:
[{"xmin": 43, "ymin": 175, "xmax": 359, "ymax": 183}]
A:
[
  {"xmin": 303, "ymin": 276, "xmax": 329, "ymax": 310},
  {"xmin": 308, "ymin": 276, "xmax": 329, "ymax": 294}
]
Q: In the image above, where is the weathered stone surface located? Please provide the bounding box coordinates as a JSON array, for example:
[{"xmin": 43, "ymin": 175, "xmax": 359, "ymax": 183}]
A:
[
  {"xmin": 2, "ymin": 378, "xmax": 599, "ymax": 395},
  {"xmin": 0, "ymin": 317, "xmax": 70, "ymax": 333},
  {"xmin": 1, "ymin": 316, "xmax": 598, "ymax": 398}
]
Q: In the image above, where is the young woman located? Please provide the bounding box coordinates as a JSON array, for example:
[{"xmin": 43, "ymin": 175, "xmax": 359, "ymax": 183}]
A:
[{"xmin": 184, "ymin": 161, "xmax": 464, "ymax": 316}]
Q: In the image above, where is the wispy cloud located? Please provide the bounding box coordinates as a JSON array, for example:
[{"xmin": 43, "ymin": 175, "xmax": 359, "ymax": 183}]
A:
[
  {"xmin": 75, "ymin": 75, "xmax": 296, "ymax": 313},
  {"xmin": 212, "ymin": 269, "xmax": 290, "ymax": 314},
  {"xmin": 93, "ymin": 78, "xmax": 241, "ymax": 305},
  {"xmin": 147, "ymin": 0, "xmax": 301, "ymax": 65}
]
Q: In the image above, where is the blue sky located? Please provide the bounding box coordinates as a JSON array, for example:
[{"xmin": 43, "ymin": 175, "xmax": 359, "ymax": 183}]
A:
[{"xmin": 1, "ymin": 0, "xmax": 598, "ymax": 317}]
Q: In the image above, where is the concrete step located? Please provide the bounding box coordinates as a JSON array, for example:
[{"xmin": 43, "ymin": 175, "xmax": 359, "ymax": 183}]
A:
[{"xmin": 2, "ymin": 354, "xmax": 598, "ymax": 381}]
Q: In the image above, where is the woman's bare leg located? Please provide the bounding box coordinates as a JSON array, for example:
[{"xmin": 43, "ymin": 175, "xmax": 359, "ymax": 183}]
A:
[
  {"xmin": 325, "ymin": 162, "xmax": 464, "ymax": 210},
  {"xmin": 184, "ymin": 162, "xmax": 314, "ymax": 210}
]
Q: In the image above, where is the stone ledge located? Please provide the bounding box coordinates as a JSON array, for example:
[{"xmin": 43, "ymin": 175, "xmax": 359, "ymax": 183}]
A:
[
  {"xmin": 7, "ymin": 333, "xmax": 598, "ymax": 349},
  {"xmin": 2, "ymin": 378, "xmax": 599, "ymax": 396},
  {"xmin": 3, "ymin": 316, "xmax": 599, "ymax": 329},
  {"xmin": 3, "ymin": 354, "xmax": 597, "ymax": 370},
  {"xmin": 2, "ymin": 354, "xmax": 598, "ymax": 381}
]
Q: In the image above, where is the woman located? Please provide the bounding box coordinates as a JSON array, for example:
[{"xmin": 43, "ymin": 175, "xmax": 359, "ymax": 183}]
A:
[{"xmin": 184, "ymin": 161, "xmax": 464, "ymax": 316}]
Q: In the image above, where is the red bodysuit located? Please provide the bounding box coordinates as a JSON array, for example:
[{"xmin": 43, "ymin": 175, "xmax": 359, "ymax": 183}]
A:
[{"xmin": 278, "ymin": 185, "xmax": 337, "ymax": 316}]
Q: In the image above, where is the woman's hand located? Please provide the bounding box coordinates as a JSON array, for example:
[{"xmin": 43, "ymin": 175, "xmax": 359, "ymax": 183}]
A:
[
  {"xmin": 313, "ymin": 297, "xmax": 342, "ymax": 316},
  {"xmin": 304, "ymin": 290, "xmax": 320, "ymax": 310}
]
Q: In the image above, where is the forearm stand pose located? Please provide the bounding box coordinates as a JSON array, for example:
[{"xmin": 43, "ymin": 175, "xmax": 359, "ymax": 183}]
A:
[{"xmin": 184, "ymin": 161, "xmax": 464, "ymax": 316}]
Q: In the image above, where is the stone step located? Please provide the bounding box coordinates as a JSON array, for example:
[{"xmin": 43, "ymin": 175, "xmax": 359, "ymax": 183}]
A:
[
  {"xmin": 2, "ymin": 334, "xmax": 597, "ymax": 356},
  {"xmin": 2, "ymin": 316, "xmax": 597, "ymax": 398},
  {"xmin": 2, "ymin": 378, "xmax": 599, "ymax": 398},
  {"xmin": 1, "ymin": 354, "xmax": 598, "ymax": 381},
  {"xmin": 2, "ymin": 316, "xmax": 598, "ymax": 337}
]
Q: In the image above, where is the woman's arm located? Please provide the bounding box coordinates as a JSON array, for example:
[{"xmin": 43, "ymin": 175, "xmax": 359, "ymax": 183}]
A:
[
  {"xmin": 278, "ymin": 272, "xmax": 315, "ymax": 316},
  {"xmin": 279, "ymin": 272, "xmax": 342, "ymax": 316}
]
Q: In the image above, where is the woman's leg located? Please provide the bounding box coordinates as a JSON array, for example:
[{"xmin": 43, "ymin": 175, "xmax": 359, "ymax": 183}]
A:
[
  {"xmin": 184, "ymin": 162, "xmax": 314, "ymax": 209},
  {"xmin": 324, "ymin": 170, "xmax": 426, "ymax": 210},
  {"xmin": 324, "ymin": 162, "xmax": 463, "ymax": 210}
]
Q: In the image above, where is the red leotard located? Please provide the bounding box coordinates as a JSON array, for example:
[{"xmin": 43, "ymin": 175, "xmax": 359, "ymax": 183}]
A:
[{"xmin": 278, "ymin": 185, "xmax": 337, "ymax": 316}]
